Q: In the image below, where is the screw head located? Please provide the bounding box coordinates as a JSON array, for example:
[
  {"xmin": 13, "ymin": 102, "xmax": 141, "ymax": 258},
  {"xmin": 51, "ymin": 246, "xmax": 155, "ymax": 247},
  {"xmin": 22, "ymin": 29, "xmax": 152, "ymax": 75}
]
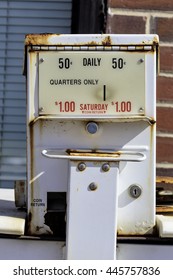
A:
[
  {"xmin": 139, "ymin": 58, "xmax": 144, "ymax": 63},
  {"xmin": 39, "ymin": 107, "xmax": 44, "ymax": 112},
  {"xmin": 39, "ymin": 58, "xmax": 44, "ymax": 63},
  {"xmin": 102, "ymin": 163, "xmax": 110, "ymax": 172},
  {"xmin": 78, "ymin": 162, "xmax": 86, "ymax": 171},
  {"xmin": 86, "ymin": 122, "xmax": 99, "ymax": 134},
  {"xmin": 129, "ymin": 184, "xmax": 142, "ymax": 199},
  {"xmin": 88, "ymin": 182, "xmax": 98, "ymax": 191},
  {"xmin": 139, "ymin": 107, "xmax": 144, "ymax": 113}
]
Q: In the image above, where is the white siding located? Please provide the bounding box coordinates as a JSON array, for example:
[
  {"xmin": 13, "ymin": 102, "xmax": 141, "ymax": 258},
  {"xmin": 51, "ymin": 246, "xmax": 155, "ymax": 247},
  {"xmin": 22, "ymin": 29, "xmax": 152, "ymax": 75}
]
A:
[{"xmin": 0, "ymin": 0, "xmax": 72, "ymax": 187}]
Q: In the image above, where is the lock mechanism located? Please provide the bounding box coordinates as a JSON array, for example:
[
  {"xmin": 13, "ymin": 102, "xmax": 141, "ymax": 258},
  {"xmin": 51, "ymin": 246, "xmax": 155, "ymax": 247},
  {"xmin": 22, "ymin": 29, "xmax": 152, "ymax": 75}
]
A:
[{"xmin": 129, "ymin": 184, "xmax": 142, "ymax": 199}]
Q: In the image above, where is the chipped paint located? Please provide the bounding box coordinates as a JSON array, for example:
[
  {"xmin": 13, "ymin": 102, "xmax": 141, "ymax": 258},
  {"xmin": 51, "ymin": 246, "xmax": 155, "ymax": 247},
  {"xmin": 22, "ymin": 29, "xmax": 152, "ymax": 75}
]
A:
[
  {"xmin": 102, "ymin": 35, "xmax": 112, "ymax": 46},
  {"xmin": 25, "ymin": 34, "xmax": 159, "ymax": 47},
  {"xmin": 25, "ymin": 33, "xmax": 60, "ymax": 46}
]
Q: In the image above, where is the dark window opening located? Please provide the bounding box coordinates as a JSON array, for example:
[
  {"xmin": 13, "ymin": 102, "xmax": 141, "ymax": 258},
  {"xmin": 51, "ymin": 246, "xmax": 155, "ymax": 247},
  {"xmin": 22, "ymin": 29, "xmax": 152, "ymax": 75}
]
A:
[{"xmin": 45, "ymin": 192, "xmax": 66, "ymax": 239}]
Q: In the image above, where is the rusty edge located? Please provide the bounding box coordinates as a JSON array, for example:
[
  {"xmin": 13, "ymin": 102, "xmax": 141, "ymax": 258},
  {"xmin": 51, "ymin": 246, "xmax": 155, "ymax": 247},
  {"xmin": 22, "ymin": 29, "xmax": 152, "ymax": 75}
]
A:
[
  {"xmin": 24, "ymin": 34, "xmax": 159, "ymax": 47},
  {"xmin": 23, "ymin": 33, "xmax": 159, "ymax": 75}
]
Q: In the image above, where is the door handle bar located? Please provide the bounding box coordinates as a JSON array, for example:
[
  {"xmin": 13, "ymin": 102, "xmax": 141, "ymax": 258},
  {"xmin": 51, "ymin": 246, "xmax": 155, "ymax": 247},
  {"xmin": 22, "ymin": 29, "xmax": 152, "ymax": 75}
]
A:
[{"xmin": 42, "ymin": 149, "xmax": 146, "ymax": 162}]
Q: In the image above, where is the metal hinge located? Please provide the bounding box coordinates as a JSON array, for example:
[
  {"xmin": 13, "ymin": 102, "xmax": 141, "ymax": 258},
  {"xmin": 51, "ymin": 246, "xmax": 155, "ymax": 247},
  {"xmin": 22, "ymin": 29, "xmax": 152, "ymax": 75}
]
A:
[{"xmin": 31, "ymin": 45, "xmax": 153, "ymax": 51}]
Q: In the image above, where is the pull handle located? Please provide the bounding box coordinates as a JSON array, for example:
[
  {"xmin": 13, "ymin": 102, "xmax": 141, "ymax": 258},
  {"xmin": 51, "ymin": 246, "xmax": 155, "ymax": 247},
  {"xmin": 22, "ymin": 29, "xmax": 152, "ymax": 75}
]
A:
[{"xmin": 42, "ymin": 149, "xmax": 146, "ymax": 162}]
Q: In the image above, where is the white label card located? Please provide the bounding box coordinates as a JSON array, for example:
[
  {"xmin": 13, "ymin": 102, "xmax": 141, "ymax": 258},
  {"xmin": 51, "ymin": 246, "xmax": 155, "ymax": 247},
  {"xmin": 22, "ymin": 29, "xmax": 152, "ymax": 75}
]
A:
[{"xmin": 39, "ymin": 51, "xmax": 145, "ymax": 117}]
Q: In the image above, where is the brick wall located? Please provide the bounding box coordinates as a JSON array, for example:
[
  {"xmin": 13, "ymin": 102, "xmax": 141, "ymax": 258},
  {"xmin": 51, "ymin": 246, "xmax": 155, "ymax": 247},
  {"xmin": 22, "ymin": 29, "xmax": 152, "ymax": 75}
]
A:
[{"xmin": 106, "ymin": 0, "xmax": 173, "ymax": 176}]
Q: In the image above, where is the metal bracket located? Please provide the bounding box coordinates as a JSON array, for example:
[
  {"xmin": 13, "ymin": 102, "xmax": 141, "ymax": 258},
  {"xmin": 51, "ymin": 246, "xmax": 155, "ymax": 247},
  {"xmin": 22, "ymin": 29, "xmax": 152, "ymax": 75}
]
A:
[{"xmin": 66, "ymin": 161, "xmax": 119, "ymax": 259}]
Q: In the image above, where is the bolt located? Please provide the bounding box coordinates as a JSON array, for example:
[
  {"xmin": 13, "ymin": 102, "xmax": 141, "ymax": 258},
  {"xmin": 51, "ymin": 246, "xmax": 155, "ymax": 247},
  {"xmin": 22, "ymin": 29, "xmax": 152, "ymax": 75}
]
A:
[
  {"xmin": 78, "ymin": 162, "xmax": 86, "ymax": 171},
  {"xmin": 88, "ymin": 182, "xmax": 98, "ymax": 191},
  {"xmin": 129, "ymin": 184, "xmax": 142, "ymax": 199},
  {"xmin": 102, "ymin": 163, "xmax": 110, "ymax": 172}
]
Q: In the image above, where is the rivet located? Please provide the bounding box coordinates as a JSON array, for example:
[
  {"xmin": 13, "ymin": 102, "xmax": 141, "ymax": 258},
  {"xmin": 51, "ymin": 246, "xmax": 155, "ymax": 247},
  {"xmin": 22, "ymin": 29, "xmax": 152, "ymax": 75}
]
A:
[
  {"xmin": 78, "ymin": 162, "xmax": 86, "ymax": 171},
  {"xmin": 129, "ymin": 184, "xmax": 142, "ymax": 199},
  {"xmin": 89, "ymin": 182, "xmax": 98, "ymax": 191},
  {"xmin": 102, "ymin": 163, "xmax": 110, "ymax": 172}
]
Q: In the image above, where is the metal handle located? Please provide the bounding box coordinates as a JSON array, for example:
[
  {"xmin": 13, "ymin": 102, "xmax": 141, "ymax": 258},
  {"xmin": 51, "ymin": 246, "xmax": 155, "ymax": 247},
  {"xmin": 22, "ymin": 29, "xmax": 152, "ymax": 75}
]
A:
[{"xmin": 42, "ymin": 149, "xmax": 146, "ymax": 162}]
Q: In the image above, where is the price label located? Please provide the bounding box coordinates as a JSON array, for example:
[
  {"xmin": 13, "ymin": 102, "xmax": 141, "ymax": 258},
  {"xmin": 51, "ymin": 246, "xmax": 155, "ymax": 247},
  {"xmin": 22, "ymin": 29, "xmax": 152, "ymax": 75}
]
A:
[{"xmin": 38, "ymin": 51, "xmax": 145, "ymax": 117}]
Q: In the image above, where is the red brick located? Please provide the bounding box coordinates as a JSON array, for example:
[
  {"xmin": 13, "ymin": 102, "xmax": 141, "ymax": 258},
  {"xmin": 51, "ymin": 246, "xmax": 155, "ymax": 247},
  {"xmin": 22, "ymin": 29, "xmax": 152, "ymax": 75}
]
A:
[
  {"xmin": 157, "ymin": 76, "xmax": 173, "ymax": 101},
  {"xmin": 157, "ymin": 107, "xmax": 173, "ymax": 133},
  {"xmin": 156, "ymin": 136, "xmax": 173, "ymax": 163},
  {"xmin": 160, "ymin": 46, "xmax": 173, "ymax": 73},
  {"xmin": 155, "ymin": 17, "xmax": 173, "ymax": 42},
  {"xmin": 108, "ymin": 0, "xmax": 173, "ymax": 11},
  {"xmin": 106, "ymin": 14, "xmax": 146, "ymax": 34}
]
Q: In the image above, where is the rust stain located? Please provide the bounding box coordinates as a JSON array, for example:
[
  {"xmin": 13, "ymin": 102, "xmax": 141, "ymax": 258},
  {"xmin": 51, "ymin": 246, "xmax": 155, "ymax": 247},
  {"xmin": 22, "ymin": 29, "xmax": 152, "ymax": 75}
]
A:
[
  {"xmin": 25, "ymin": 33, "xmax": 59, "ymax": 45},
  {"xmin": 25, "ymin": 34, "xmax": 159, "ymax": 49},
  {"xmin": 25, "ymin": 34, "xmax": 99, "ymax": 47},
  {"xmin": 25, "ymin": 34, "xmax": 113, "ymax": 47},
  {"xmin": 66, "ymin": 149, "xmax": 121, "ymax": 158},
  {"xmin": 102, "ymin": 35, "xmax": 112, "ymax": 46},
  {"xmin": 153, "ymin": 35, "xmax": 159, "ymax": 46},
  {"xmin": 156, "ymin": 176, "xmax": 173, "ymax": 184},
  {"xmin": 148, "ymin": 118, "xmax": 156, "ymax": 125},
  {"xmin": 156, "ymin": 206, "xmax": 173, "ymax": 214},
  {"xmin": 87, "ymin": 41, "xmax": 97, "ymax": 45},
  {"xmin": 142, "ymin": 35, "xmax": 159, "ymax": 46}
]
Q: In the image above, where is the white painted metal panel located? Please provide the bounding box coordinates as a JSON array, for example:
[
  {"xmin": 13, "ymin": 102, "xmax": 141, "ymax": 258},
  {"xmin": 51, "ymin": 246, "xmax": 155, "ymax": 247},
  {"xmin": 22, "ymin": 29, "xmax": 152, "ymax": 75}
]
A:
[
  {"xmin": 25, "ymin": 34, "xmax": 158, "ymax": 260},
  {"xmin": 66, "ymin": 161, "xmax": 119, "ymax": 260}
]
